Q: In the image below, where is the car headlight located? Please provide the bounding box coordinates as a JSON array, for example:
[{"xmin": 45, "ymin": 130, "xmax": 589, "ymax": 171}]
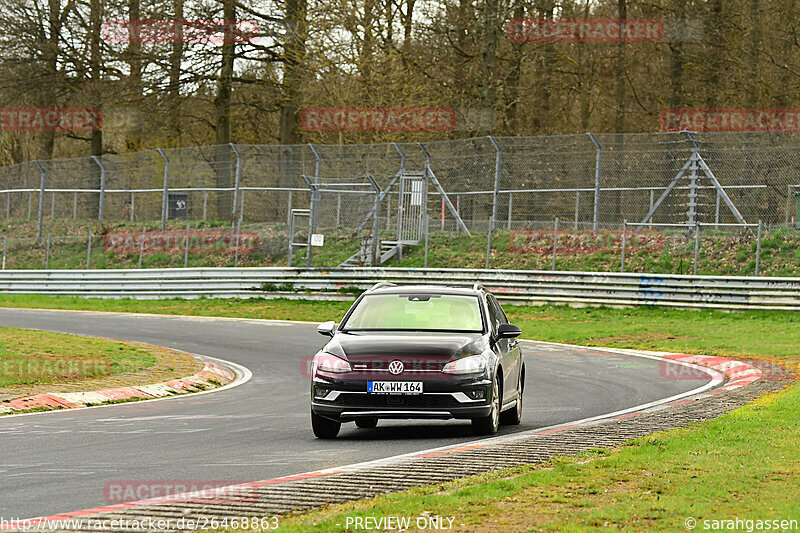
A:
[
  {"xmin": 313, "ymin": 352, "xmax": 352, "ymax": 374},
  {"xmin": 442, "ymin": 354, "xmax": 486, "ymax": 375}
]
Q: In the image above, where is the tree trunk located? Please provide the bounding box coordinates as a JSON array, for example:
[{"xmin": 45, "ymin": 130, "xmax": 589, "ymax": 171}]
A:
[
  {"xmin": 614, "ymin": 0, "xmax": 626, "ymax": 133},
  {"xmin": 214, "ymin": 0, "xmax": 236, "ymax": 220},
  {"xmin": 168, "ymin": 0, "xmax": 184, "ymax": 143}
]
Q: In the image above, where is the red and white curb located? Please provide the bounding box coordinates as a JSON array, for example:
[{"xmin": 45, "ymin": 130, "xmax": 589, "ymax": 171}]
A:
[
  {"xmin": 8, "ymin": 341, "xmax": 767, "ymax": 527},
  {"xmin": 0, "ymin": 359, "xmax": 237, "ymax": 417}
]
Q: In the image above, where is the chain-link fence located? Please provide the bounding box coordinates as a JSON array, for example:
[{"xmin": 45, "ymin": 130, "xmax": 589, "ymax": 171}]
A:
[{"xmin": 2, "ymin": 131, "xmax": 800, "ymax": 271}]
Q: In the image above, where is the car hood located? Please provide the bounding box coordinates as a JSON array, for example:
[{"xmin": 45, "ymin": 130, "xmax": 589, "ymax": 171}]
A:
[{"xmin": 323, "ymin": 331, "xmax": 486, "ymax": 370}]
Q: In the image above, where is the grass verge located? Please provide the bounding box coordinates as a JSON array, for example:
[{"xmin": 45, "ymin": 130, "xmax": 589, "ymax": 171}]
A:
[
  {"xmin": 1, "ymin": 296, "xmax": 798, "ymax": 530},
  {"xmin": 0, "ymin": 325, "xmax": 200, "ymax": 400}
]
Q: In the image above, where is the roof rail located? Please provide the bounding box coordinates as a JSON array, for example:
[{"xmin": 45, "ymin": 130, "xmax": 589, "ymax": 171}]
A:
[
  {"xmin": 369, "ymin": 281, "xmax": 397, "ymax": 291},
  {"xmin": 472, "ymin": 282, "xmax": 488, "ymax": 292}
]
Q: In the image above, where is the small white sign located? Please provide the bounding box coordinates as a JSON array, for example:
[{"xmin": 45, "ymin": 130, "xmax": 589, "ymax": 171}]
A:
[{"xmin": 311, "ymin": 233, "xmax": 325, "ymax": 247}]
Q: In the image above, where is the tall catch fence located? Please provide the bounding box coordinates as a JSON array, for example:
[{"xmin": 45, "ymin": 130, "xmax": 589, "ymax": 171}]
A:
[{"xmin": 1, "ymin": 132, "xmax": 800, "ymax": 270}]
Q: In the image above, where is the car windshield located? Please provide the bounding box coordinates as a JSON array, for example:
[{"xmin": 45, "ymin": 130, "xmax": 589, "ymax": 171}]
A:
[{"xmin": 340, "ymin": 293, "xmax": 483, "ymax": 332}]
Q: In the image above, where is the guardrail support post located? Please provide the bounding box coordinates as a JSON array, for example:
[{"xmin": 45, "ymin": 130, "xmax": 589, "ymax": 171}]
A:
[
  {"xmin": 587, "ymin": 133, "xmax": 602, "ymax": 231},
  {"xmin": 230, "ymin": 143, "xmax": 242, "ymax": 222},
  {"xmin": 755, "ymin": 220, "xmax": 763, "ymax": 276},
  {"xmin": 552, "ymin": 217, "xmax": 559, "ymax": 271},
  {"xmin": 621, "ymin": 220, "xmax": 627, "ymax": 272},
  {"xmin": 90, "ymin": 156, "xmax": 107, "ymax": 223},
  {"xmin": 488, "ymin": 136, "xmax": 502, "ymax": 235},
  {"xmin": 693, "ymin": 223, "xmax": 700, "ymax": 275},
  {"xmin": 156, "ymin": 148, "xmax": 170, "ymax": 230},
  {"xmin": 33, "ymin": 161, "xmax": 46, "ymax": 239}
]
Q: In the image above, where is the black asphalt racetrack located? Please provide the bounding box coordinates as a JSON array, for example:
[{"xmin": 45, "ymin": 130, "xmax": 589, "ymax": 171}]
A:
[{"xmin": 0, "ymin": 308, "xmax": 712, "ymax": 518}]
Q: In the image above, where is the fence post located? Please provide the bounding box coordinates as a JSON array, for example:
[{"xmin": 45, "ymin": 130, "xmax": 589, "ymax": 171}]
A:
[
  {"xmin": 424, "ymin": 215, "xmax": 429, "ymax": 268},
  {"xmin": 156, "ymin": 148, "xmax": 170, "ymax": 230},
  {"xmin": 507, "ymin": 192, "xmax": 513, "ymax": 230},
  {"xmin": 27, "ymin": 190, "xmax": 32, "ymax": 219},
  {"xmin": 72, "ymin": 192, "xmax": 77, "ymax": 220},
  {"xmin": 574, "ymin": 191, "xmax": 580, "ymax": 229},
  {"xmin": 50, "ymin": 191, "xmax": 55, "ymax": 219},
  {"xmin": 787, "ymin": 185, "xmax": 793, "ymax": 226},
  {"xmin": 755, "ymin": 220, "xmax": 763, "ymax": 276},
  {"xmin": 5, "ymin": 192, "xmax": 9, "ymax": 218},
  {"xmin": 130, "ymin": 191, "xmax": 135, "ymax": 222},
  {"xmin": 1, "ymin": 235, "xmax": 5, "ymax": 269},
  {"xmin": 230, "ymin": 143, "xmax": 242, "ymax": 222},
  {"xmin": 91, "ymin": 155, "xmax": 107, "ymax": 222},
  {"xmin": 138, "ymin": 228, "xmax": 146, "ymax": 269},
  {"xmin": 33, "ymin": 161, "xmax": 46, "ymax": 239},
  {"xmin": 86, "ymin": 229, "xmax": 92, "ymax": 269},
  {"xmin": 552, "ymin": 217, "xmax": 559, "ymax": 271},
  {"xmin": 286, "ymin": 190, "xmax": 292, "ymax": 227},
  {"xmin": 488, "ymin": 136, "xmax": 502, "ymax": 234},
  {"xmin": 184, "ymin": 222, "xmax": 190, "ymax": 268},
  {"xmin": 620, "ymin": 220, "xmax": 627, "ymax": 272},
  {"xmin": 234, "ymin": 218, "xmax": 241, "ymax": 267},
  {"xmin": 693, "ymin": 222, "xmax": 700, "ymax": 275},
  {"xmin": 45, "ymin": 232, "xmax": 51, "ymax": 269},
  {"xmin": 587, "ymin": 133, "xmax": 602, "ymax": 231},
  {"xmin": 486, "ymin": 216, "xmax": 494, "ymax": 269},
  {"xmin": 306, "ymin": 144, "xmax": 322, "ymax": 268}
]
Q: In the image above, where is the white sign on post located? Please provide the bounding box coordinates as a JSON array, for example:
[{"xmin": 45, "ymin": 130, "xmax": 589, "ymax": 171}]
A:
[{"xmin": 310, "ymin": 233, "xmax": 325, "ymax": 247}]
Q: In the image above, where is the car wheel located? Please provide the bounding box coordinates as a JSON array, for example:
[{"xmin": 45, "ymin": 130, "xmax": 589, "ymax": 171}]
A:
[
  {"xmin": 472, "ymin": 376, "xmax": 500, "ymax": 436},
  {"xmin": 355, "ymin": 417, "xmax": 378, "ymax": 429},
  {"xmin": 311, "ymin": 409, "xmax": 341, "ymax": 439},
  {"xmin": 500, "ymin": 369, "xmax": 523, "ymax": 426}
]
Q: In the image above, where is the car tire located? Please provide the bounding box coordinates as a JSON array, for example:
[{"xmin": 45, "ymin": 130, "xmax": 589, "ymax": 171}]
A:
[
  {"xmin": 355, "ymin": 417, "xmax": 378, "ymax": 429},
  {"xmin": 500, "ymin": 368, "xmax": 523, "ymax": 426},
  {"xmin": 472, "ymin": 376, "xmax": 500, "ymax": 436},
  {"xmin": 311, "ymin": 409, "xmax": 341, "ymax": 439}
]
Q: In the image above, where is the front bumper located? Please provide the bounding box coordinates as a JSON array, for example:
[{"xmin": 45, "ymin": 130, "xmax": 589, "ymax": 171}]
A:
[{"xmin": 310, "ymin": 376, "xmax": 493, "ymax": 422}]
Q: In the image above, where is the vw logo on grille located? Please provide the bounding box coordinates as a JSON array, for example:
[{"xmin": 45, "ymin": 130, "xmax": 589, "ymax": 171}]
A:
[{"xmin": 388, "ymin": 360, "xmax": 404, "ymax": 375}]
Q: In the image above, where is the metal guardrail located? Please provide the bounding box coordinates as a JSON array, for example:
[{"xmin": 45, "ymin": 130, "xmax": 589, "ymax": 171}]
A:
[{"xmin": 1, "ymin": 267, "xmax": 799, "ymax": 311}]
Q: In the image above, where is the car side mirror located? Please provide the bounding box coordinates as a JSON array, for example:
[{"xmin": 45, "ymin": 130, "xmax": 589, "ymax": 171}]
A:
[
  {"xmin": 497, "ymin": 323, "xmax": 522, "ymax": 339},
  {"xmin": 317, "ymin": 321, "xmax": 336, "ymax": 337}
]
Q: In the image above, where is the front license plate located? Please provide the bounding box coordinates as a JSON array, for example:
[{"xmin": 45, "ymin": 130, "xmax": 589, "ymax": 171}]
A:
[{"xmin": 368, "ymin": 381, "xmax": 423, "ymax": 395}]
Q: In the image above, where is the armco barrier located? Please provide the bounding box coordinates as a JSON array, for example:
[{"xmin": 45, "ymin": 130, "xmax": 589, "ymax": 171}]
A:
[{"xmin": 0, "ymin": 267, "xmax": 799, "ymax": 311}]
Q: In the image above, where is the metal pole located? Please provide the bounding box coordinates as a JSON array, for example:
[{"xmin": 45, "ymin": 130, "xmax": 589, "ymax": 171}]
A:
[
  {"xmin": 45, "ymin": 232, "xmax": 51, "ymax": 269},
  {"xmin": 755, "ymin": 220, "xmax": 763, "ymax": 276},
  {"xmin": 130, "ymin": 192, "xmax": 135, "ymax": 222},
  {"xmin": 574, "ymin": 191, "xmax": 580, "ymax": 229},
  {"xmin": 50, "ymin": 191, "xmax": 55, "ymax": 219},
  {"xmin": 203, "ymin": 190, "xmax": 208, "ymax": 220},
  {"xmin": 234, "ymin": 218, "xmax": 241, "ymax": 267},
  {"xmin": 488, "ymin": 136, "xmax": 502, "ymax": 234},
  {"xmin": 552, "ymin": 217, "xmax": 559, "ymax": 271},
  {"xmin": 649, "ymin": 189, "xmax": 654, "ymax": 230},
  {"xmin": 86, "ymin": 229, "xmax": 92, "ymax": 269},
  {"xmin": 5, "ymin": 192, "xmax": 9, "ymax": 218},
  {"xmin": 91, "ymin": 155, "xmax": 107, "ymax": 222},
  {"xmin": 423, "ymin": 215, "xmax": 429, "ymax": 268},
  {"xmin": 288, "ymin": 211, "xmax": 295, "ymax": 267},
  {"xmin": 184, "ymin": 222, "xmax": 190, "ymax": 268},
  {"xmin": 786, "ymin": 185, "xmax": 793, "ymax": 226},
  {"xmin": 286, "ymin": 190, "xmax": 292, "ymax": 227},
  {"xmin": 72, "ymin": 192, "xmax": 77, "ymax": 219},
  {"xmin": 336, "ymin": 193, "xmax": 341, "ymax": 229},
  {"xmin": 239, "ymin": 190, "xmax": 245, "ymax": 223},
  {"xmin": 27, "ymin": 191, "xmax": 32, "ymax": 219},
  {"xmin": 34, "ymin": 161, "xmax": 46, "ymax": 239},
  {"xmin": 693, "ymin": 222, "xmax": 700, "ymax": 275},
  {"xmin": 507, "ymin": 192, "xmax": 513, "ymax": 230},
  {"xmin": 486, "ymin": 216, "xmax": 494, "ymax": 269},
  {"xmin": 1, "ymin": 236, "xmax": 5, "ymax": 269},
  {"xmin": 156, "ymin": 148, "xmax": 170, "ymax": 230},
  {"xmin": 230, "ymin": 143, "xmax": 242, "ymax": 222},
  {"xmin": 372, "ymin": 188, "xmax": 381, "ymax": 266},
  {"xmin": 715, "ymin": 190, "xmax": 721, "ymax": 230},
  {"xmin": 138, "ymin": 228, "xmax": 146, "ymax": 269},
  {"xmin": 306, "ymin": 145, "xmax": 322, "ymax": 269},
  {"xmin": 587, "ymin": 133, "xmax": 602, "ymax": 231},
  {"xmin": 620, "ymin": 220, "xmax": 627, "ymax": 273}
]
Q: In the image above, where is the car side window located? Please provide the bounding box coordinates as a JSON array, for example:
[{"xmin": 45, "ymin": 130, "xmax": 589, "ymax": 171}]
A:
[{"xmin": 486, "ymin": 295, "xmax": 504, "ymax": 334}]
